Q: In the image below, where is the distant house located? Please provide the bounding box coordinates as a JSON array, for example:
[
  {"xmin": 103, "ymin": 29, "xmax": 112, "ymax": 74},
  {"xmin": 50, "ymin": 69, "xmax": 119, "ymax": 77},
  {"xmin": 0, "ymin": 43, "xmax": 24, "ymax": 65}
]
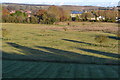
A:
[
  {"xmin": 27, "ymin": 14, "xmax": 31, "ymax": 17},
  {"xmin": 25, "ymin": 10, "xmax": 32, "ymax": 17},
  {"xmin": 90, "ymin": 15, "xmax": 105, "ymax": 21},
  {"xmin": 88, "ymin": 12, "xmax": 105, "ymax": 21},
  {"xmin": 70, "ymin": 11, "xmax": 83, "ymax": 17},
  {"xmin": 97, "ymin": 16, "xmax": 105, "ymax": 21},
  {"xmin": 70, "ymin": 11, "xmax": 84, "ymax": 21},
  {"xmin": 116, "ymin": 17, "xmax": 120, "ymax": 22},
  {"xmin": 10, "ymin": 10, "xmax": 16, "ymax": 14}
]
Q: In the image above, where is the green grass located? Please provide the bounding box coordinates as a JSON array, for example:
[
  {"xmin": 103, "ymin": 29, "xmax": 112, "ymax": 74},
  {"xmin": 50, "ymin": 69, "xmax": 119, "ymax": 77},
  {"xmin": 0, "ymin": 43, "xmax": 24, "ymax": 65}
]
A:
[
  {"xmin": 2, "ymin": 22, "xmax": 120, "ymax": 78},
  {"xmin": 2, "ymin": 23, "xmax": 120, "ymax": 63}
]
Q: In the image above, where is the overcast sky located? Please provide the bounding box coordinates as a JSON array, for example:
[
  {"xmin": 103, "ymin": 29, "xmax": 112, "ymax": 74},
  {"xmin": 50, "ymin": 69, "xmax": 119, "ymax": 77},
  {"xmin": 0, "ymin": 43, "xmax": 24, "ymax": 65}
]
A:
[{"xmin": 1, "ymin": 0, "xmax": 120, "ymax": 7}]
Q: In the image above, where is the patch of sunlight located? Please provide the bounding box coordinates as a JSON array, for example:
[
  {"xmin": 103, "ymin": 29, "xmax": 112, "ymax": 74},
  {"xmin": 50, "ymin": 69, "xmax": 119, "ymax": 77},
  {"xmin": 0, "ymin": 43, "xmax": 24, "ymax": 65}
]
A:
[
  {"xmin": 14, "ymin": 49, "xmax": 28, "ymax": 55},
  {"xmin": 14, "ymin": 50, "xmax": 26, "ymax": 55},
  {"xmin": 76, "ymin": 50, "xmax": 120, "ymax": 60}
]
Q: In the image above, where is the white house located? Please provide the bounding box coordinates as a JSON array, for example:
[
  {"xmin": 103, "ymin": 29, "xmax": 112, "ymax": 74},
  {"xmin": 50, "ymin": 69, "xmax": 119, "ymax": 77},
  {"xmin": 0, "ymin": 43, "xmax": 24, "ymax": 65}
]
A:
[{"xmin": 97, "ymin": 16, "xmax": 105, "ymax": 21}]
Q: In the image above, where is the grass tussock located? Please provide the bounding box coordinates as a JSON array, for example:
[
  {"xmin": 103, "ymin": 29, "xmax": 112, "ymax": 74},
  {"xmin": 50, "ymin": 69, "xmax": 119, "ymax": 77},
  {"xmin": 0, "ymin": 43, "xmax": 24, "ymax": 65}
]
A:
[
  {"xmin": 63, "ymin": 27, "xmax": 69, "ymax": 31},
  {"xmin": 2, "ymin": 28, "xmax": 9, "ymax": 38},
  {"xmin": 94, "ymin": 35, "xmax": 109, "ymax": 43}
]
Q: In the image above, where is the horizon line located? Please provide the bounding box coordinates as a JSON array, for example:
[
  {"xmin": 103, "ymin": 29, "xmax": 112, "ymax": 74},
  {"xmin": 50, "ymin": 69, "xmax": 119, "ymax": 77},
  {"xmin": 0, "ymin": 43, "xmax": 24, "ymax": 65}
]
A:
[{"xmin": 1, "ymin": 2, "xmax": 118, "ymax": 7}]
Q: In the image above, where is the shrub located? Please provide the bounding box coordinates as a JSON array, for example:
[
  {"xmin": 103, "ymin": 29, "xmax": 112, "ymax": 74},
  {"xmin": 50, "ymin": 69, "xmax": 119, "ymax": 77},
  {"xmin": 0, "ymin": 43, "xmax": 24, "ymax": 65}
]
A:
[
  {"xmin": 16, "ymin": 16, "xmax": 27, "ymax": 23},
  {"xmin": 9, "ymin": 16, "xmax": 16, "ymax": 23},
  {"xmin": 67, "ymin": 22, "xmax": 70, "ymax": 25},
  {"xmin": 2, "ymin": 15, "xmax": 10, "ymax": 23},
  {"xmin": 108, "ymin": 19, "xmax": 116, "ymax": 23},
  {"xmin": 30, "ymin": 16, "xmax": 38, "ymax": 24},
  {"xmin": 63, "ymin": 27, "xmax": 68, "ymax": 31},
  {"xmin": 2, "ymin": 28, "xmax": 9, "ymax": 38},
  {"xmin": 2, "ymin": 15, "xmax": 27, "ymax": 23},
  {"xmin": 94, "ymin": 35, "xmax": 109, "ymax": 43}
]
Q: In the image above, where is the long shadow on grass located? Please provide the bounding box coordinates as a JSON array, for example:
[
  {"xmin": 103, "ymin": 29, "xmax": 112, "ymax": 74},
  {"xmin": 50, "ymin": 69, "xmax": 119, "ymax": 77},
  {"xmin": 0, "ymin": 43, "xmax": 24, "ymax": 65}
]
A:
[
  {"xmin": 36, "ymin": 46, "xmax": 120, "ymax": 65},
  {"xmin": 3, "ymin": 42, "xmax": 120, "ymax": 65},
  {"xmin": 5, "ymin": 42, "xmax": 73, "ymax": 61},
  {"xmin": 62, "ymin": 39, "xmax": 98, "ymax": 46},
  {"xmin": 77, "ymin": 48, "xmax": 120, "ymax": 58},
  {"xmin": 108, "ymin": 36, "xmax": 120, "ymax": 40}
]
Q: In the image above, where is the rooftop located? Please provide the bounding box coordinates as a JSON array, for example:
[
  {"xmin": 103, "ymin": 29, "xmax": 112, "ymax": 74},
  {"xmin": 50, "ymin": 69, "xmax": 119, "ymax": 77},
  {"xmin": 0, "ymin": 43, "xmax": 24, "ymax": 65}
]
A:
[{"xmin": 71, "ymin": 11, "xmax": 84, "ymax": 14}]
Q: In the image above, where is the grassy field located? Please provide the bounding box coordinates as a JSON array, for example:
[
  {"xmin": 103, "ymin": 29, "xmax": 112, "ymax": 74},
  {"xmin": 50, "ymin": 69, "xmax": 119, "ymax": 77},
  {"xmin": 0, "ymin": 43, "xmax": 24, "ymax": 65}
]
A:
[
  {"xmin": 1, "ymin": 22, "xmax": 120, "ymax": 78},
  {"xmin": 2, "ymin": 22, "xmax": 120, "ymax": 62}
]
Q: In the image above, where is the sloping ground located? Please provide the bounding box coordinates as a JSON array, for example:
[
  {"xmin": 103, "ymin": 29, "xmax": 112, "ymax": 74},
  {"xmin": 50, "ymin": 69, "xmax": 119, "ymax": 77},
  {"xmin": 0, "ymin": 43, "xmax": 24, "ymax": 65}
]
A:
[
  {"xmin": 2, "ymin": 23, "xmax": 120, "ymax": 79},
  {"xmin": 2, "ymin": 60, "xmax": 119, "ymax": 78},
  {"xmin": 2, "ymin": 46, "xmax": 120, "ymax": 79},
  {"xmin": 2, "ymin": 42, "xmax": 120, "ymax": 78}
]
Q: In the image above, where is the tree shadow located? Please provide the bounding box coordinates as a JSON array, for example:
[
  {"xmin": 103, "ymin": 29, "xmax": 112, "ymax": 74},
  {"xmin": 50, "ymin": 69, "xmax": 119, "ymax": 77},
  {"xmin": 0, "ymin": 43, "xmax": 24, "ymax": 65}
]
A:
[
  {"xmin": 108, "ymin": 36, "xmax": 120, "ymax": 40},
  {"xmin": 36, "ymin": 46, "xmax": 120, "ymax": 65},
  {"xmin": 62, "ymin": 39, "xmax": 98, "ymax": 46},
  {"xmin": 2, "ymin": 42, "xmax": 120, "ymax": 65},
  {"xmin": 2, "ymin": 51, "xmax": 70, "ymax": 63},
  {"xmin": 5, "ymin": 42, "xmax": 73, "ymax": 61},
  {"xmin": 77, "ymin": 48, "xmax": 120, "ymax": 58}
]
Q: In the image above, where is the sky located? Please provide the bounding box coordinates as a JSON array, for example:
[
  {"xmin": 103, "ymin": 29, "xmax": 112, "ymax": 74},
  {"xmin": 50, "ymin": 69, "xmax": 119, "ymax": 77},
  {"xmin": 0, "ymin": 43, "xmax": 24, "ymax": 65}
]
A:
[{"xmin": 1, "ymin": 0, "xmax": 120, "ymax": 7}]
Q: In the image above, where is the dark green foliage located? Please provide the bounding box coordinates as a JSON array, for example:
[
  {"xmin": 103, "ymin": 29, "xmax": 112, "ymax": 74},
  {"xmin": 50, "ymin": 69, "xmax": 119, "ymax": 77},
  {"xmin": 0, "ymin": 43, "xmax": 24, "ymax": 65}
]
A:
[
  {"xmin": 10, "ymin": 11, "xmax": 27, "ymax": 17},
  {"xmin": 94, "ymin": 35, "xmax": 109, "ymax": 43}
]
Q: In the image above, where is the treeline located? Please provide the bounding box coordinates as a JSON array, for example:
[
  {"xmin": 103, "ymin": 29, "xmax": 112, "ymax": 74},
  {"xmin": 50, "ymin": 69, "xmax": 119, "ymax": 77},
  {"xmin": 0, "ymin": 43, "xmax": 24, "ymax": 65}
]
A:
[
  {"xmin": 2, "ymin": 5, "xmax": 118, "ymax": 24},
  {"xmin": 81, "ymin": 10, "xmax": 118, "ymax": 22},
  {"xmin": 2, "ymin": 10, "xmax": 38, "ymax": 24},
  {"xmin": 73, "ymin": 10, "xmax": 118, "ymax": 22},
  {"xmin": 2, "ymin": 6, "xmax": 70, "ymax": 24}
]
